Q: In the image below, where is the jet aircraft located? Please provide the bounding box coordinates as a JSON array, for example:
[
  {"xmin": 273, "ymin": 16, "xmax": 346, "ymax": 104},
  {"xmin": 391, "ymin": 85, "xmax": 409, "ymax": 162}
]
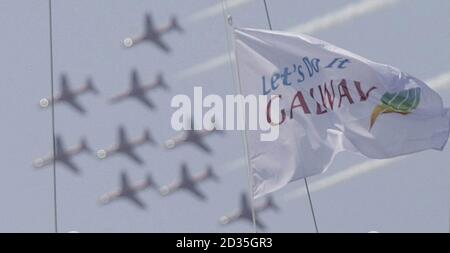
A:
[
  {"xmin": 97, "ymin": 126, "xmax": 155, "ymax": 165},
  {"xmin": 33, "ymin": 135, "xmax": 91, "ymax": 174},
  {"xmin": 40, "ymin": 74, "xmax": 98, "ymax": 114},
  {"xmin": 164, "ymin": 120, "xmax": 221, "ymax": 153},
  {"xmin": 123, "ymin": 13, "xmax": 183, "ymax": 52},
  {"xmin": 219, "ymin": 192, "xmax": 279, "ymax": 230},
  {"xmin": 110, "ymin": 69, "xmax": 168, "ymax": 110},
  {"xmin": 98, "ymin": 171, "xmax": 157, "ymax": 209},
  {"xmin": 159, "ymin": 163, "xmax": 219, "ymax": 201}
]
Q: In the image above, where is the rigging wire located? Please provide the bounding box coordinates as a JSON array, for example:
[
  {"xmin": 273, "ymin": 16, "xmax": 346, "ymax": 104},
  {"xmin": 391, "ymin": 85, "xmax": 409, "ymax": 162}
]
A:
[
  {"xmin": 47, "ymin": 0, "xmax": 58, "ymax": 233},
  {"xmin": 262, "ymin": 0, "xmax": 319, "ymax": 233}
]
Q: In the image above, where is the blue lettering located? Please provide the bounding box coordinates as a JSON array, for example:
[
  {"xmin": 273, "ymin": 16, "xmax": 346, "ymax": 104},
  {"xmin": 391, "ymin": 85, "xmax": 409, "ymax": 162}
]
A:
[
  {"xmin": 280, "ymin": 67, "xmax": 292, "ymax": 86},
  {"xmin": 271, "ymin": 73, "xmax": 281, "ymax": 91},
  {"xmin": 262, "ymin": 76, "xmax": 271, "ymax": 95},
  {"xmin": 303, "ymin": 57, "xmax": 320, "ymax": 77},
  {"xmin": 296, "ymin": 64, "xmax": 305, "ymax": 83}
]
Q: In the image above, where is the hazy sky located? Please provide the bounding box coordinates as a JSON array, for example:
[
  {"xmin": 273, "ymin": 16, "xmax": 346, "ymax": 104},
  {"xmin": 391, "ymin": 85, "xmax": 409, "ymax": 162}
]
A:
[{"xmin": 0, "ymin": 0, "xmax": 449, "ymax": 232}]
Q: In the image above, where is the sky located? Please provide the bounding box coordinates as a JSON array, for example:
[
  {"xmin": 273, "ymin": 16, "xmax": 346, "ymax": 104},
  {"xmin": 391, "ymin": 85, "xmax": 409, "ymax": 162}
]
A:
[{"xmin": 0, "ymin": 0, "xmax": 449, "ymax": 232}]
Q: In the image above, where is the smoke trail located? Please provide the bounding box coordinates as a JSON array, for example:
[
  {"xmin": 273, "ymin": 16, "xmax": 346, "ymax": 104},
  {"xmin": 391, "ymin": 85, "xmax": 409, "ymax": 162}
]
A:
[
  {"xmin": 289, "ymin": 0, "xmax": 399, "ymax": 34},
  {"xmin": 282, "ymin": 157, "xmax": 405, "ymax": 201},
  {"xmin": 176, "ymin": 0, "xmax": 401, "ymax": 79},
  {"xmin": 187, "ymin": 0, "xmax": 255, "ymax": 23}
]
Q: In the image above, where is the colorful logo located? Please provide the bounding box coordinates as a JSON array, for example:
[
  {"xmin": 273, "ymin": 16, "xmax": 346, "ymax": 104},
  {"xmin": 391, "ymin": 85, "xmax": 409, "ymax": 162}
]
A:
[{"xmin": 370, "ymin": 87, "xmax": 421, "ymax": 130}]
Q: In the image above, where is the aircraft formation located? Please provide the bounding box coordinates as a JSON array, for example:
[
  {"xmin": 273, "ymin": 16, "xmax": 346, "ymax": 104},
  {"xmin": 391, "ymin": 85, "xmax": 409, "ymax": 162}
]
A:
[{"xmin": 33, "ymin": 12, "xmax": 280, "ymax": 231}]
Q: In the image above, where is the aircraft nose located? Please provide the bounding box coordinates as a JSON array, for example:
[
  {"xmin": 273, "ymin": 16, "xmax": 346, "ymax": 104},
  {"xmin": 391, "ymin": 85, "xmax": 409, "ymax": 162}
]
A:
[
  {"xmin": 96, "ymin": 149, "xmax": 107, "ymax": 159},
  {"xmin": 123, "ymin": 38, "xmax": 134, "ymax": 48},
  {"xmin": 98, "ymin": 195, "xmax": 110, "ymax": 205},
  {"xmin": 164, "ymin": 139, "xmax": 176, "ymax": 149},
  {"xmin": 219, "ymin": 216, "xmax": 230, "ymax": 225},
  {"xmin": 33, "ymin": 158, "xmax": 44, "ymax": 168},
  {"xmin": 39, "ymin": 98, "xmax": 49, "ymax": 108},
  {"xmin": 159, "ymin": 186, "xmax": 170, "ymax": 196}
]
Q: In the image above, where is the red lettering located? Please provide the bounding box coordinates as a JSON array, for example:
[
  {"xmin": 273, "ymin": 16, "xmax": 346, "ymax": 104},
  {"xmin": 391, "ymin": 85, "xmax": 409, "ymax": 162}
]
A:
[
  {"xmin": 267, "ymin": 95, "xmax": 286, "ymax": 125},
  {"xmin": 337, "ymin": 79, "xmax": 354, "ymax": 107},
  {"xmin": 354, "ymin": 81, "xmax": 376, "ymax": 101},
  {"xmin": 318, "ymin": 80, "xmax": 335, "ymax": 110},
  {"xmin": 310, "ymin": 88, "xmax": 327, "ymax": 115},
  {"xmin": 290, "ymin": 91, "xmax": 311, "ymax": 118}
]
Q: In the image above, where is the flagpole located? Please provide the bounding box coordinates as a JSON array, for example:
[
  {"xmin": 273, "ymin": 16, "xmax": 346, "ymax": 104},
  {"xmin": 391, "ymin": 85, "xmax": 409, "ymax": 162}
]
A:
[
  {"xmin": 221, "ymin": 0, "xmax": 258, "ymax": 233},
  {"xmin": 262, "ymin": 0, "xmax": 319, "ymax": 233}
]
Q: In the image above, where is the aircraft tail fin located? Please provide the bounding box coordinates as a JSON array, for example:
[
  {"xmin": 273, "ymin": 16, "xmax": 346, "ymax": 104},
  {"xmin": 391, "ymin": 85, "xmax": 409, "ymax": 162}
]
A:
[
  {"xmin": 145, "ymin": 173, "xmax": 157, "ymax": 189},
  {"xmin": 211, "ymin": 125, "xmax": 224, "ymax": 135},
  {"xmin": 170, "ymin": 16, "xmax": 183, "ymax": 33},
  {"xmin": 206, "ymin": 166, "xmax": 219, "ymax": 182},
  {"xmin": 207, "ymin": 116, "xmax": 223, "ymax": 134},
  {"xmin": 240, "ymin": 192, "xmax": 249, "ymax": 210},
  {"xmin": 86, "ymin": 77, "xmax": 99, "ymax": 95},
  {"xmin": 143, "ymin": 129, "xmax": 156, "ymax": 145},
  {"xmin": 265, "ymin": 195, "xmax": 280, "ymax": 212},
  {"xmin": 79, "ymin": 138, "xmax": 92, "ymax": 153},
  {"xmin": 156, "ymin": 72, "xmax": 169, "ymax": 90}
]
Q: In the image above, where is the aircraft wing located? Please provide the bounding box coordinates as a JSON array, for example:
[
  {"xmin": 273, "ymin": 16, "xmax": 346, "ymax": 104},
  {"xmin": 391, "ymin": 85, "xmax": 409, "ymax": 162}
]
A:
[
  {"xmin": 126, "ymin": 194, "xmax": 146, "ymax": 209},
  {"xmin": 60, "ymin": 158, "xmax": 81, "ymax": 174},
  {"xmin": 239, "ymin": 213, "xmax": 266, "ymax": 230},
  {"xmin": 185, "ymin": 184, "xmax": 207, "ymax": 201},
  {"xmin": 254, "ymin": 217, "xmax": 266, "ymax": 230},
  {"xmin": 135, "ymin": 94, "xmax": 156, "ymax": 110},
  {"xmin": 55, "ymin": 136, "xmax": 65, "ymax": 156},
  {"xmin": 150, "ymin": 37, "xmax": 170, "ymax": 53},
  {"xmin": 124, "ymin": 149, "xmax": 144, "ymax": 165},
  {"xmin": 192, "ymin": 138, "xmax": 212, "ymax": 153},
  {"xmin": 60, "ymin": 74, "xmax": 70, "ymax": 94},
  {"xmin": 66, "ymin": 98, "xmax": 87, "ymax": 114},
  {"xmin": 131, "ymin": 70, "xmax": 140, "ymax": 89}
]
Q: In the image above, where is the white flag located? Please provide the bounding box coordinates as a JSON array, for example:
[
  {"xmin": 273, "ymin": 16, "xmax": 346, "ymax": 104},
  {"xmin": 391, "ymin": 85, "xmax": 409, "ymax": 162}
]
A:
[{"xmin": 233, "ymin": 28, "xmax": 450, "ymax": 198}]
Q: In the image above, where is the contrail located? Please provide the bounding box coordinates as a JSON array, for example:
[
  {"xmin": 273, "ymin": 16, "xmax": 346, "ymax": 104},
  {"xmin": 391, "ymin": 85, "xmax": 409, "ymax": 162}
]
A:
[
  {"xmin": 289, "ymin": 0, "xmax": 400, "ymax": 34},
  {"xmin": 174, "ymin": 54, "xmax": 230, "ymax": 81},
  {"xmin": 282, "ymin": 157, "xmax": 405, "ymax": 201},
  {"xmin": 429, "ymin": 71, "xmax": 450, "ymax": 91},
  {"xmin": 176, "ymin": 0, "xmax": 401, "ymax": 79},
  {"xmin": 187, "ymin": 0, "xmax": 255, "ymax": 23},
  {"xmin": 216, "ymin": 157, "xmax": 246, "ymax": 176},
  {"xmin": 282, "ymin": 71, "xmax": 450, "ymax": 201}
]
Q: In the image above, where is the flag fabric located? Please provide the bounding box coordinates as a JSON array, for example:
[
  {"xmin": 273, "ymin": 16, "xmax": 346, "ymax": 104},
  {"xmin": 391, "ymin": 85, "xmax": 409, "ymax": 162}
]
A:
[{"xmin": 233, "ymin": 27, "xmax": 450, "ymax": 198}]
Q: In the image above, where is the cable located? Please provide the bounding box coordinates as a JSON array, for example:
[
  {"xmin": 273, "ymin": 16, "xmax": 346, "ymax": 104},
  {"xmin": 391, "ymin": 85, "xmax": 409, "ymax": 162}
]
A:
[
  {"xmin": 48, "ymin": 0, "xmax": 58, "ymax": 233},
  {"xmin": 262, "ymin": 0, "xmax": 319, "ymax": 233},
  {"xmin": 304, "ymin": 178, "xmax": 319, "ymax": 233},
  {"xmin": 262, "ymin": 0, "xmax": 272, "ymax": 30}
]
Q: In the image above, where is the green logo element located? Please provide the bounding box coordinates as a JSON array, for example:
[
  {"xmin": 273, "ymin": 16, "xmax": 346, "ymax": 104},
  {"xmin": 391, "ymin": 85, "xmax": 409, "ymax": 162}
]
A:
[{"xmin": 370, "ymin": 87, "xmax": 421, "ymax": 130}]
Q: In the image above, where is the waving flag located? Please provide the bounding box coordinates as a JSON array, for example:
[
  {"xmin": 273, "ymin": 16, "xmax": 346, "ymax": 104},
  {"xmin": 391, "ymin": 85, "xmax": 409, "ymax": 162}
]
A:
[{"xmin": 233, "ymin": 28, "xmax": 450, "ymax": 198}]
